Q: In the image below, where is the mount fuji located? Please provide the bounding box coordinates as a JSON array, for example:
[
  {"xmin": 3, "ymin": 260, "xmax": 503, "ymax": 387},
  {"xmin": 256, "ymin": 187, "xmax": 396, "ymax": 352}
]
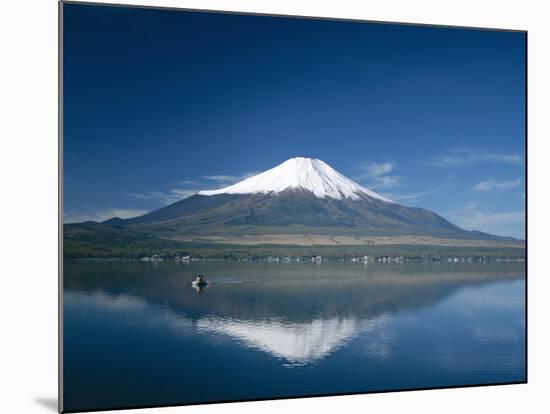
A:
[
  {"xmin": 198, "ymin": 157, "xmax": 393, "ymax": 202},
  {"xmin": 105, "ymin": 157, "xmax": 518, "ymax": 245}
]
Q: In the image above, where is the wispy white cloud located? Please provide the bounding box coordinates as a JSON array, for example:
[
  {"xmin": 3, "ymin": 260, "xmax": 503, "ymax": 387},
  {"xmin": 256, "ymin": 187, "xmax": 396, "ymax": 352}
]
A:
[
  {"xmin": 358, "ymin": 162, "xmax": 396, "ymax": 178},
  {"xmin": 125, "ymin": 171, "xmax": 260, "ymax": 206},
  {"xmin": 63, "ymin": 208, "xmax": 149, "ymax": 223},
  {"xmin": 202, "ymin": 171, "xmax": 260, "ymax": 186},
  {"xmin": 125, "ymin": 188, "xmax": 197, "ymax": 205},
  {"xmin": 355, "ymin": 161, "xmax": 400, "ymax": 189},
  {"xmin": 125, "ymin": 191, "xmax": 174, "ymax": 203},
  {"xmin": 383, "ymin": 192, "xmax": 425, "ymax": 203},
  {"xmin": 169, "ymin": 189, "xmax": 197, "ymax": 198},
  {"xmin": 473, "ymin": 178, "xmax": 521, "ymax": 192},
  {"xmin": 382, "ymin": 181, "xmax": 455, "ymax": 204},
  {"xmin": 445, "ymin": 201, "xmax": 525, "ymax": 239},
  {"xmin": 202, "ymin": 175, "xmax": 241, "ymax": 183},
  {"xmin": 371, "ymin": 175, "xmax": 401, "ymax": 189},
  {"xmin": 429, "ymin": 148, "xmax": 523, "ymax": 168},
  {"xmin": 455, "ymin": 210, "xmax": 524, "ymax": 233},
  {"xmin": 173, "ymin": 179, "xmax": 199, "ymax": 186}
]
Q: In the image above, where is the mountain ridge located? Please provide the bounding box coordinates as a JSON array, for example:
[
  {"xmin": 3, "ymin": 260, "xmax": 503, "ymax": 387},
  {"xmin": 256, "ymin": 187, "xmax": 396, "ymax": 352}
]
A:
[{"xmin": 101, "ymin": 157, "xmax": 521, "ymax": 244}]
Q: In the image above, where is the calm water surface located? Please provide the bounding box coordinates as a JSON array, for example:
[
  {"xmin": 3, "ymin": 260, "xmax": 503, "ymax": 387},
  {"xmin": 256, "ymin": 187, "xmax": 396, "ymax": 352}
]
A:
[{"xmin": 63, "ymin": 261, "xmax": 525, "ymax": 411}]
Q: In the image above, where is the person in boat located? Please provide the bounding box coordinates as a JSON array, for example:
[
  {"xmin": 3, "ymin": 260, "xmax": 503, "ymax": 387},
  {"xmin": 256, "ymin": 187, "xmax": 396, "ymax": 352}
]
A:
[{"xmin": 195, "ymin": 274, "xmax": 205, "ymax": 285}]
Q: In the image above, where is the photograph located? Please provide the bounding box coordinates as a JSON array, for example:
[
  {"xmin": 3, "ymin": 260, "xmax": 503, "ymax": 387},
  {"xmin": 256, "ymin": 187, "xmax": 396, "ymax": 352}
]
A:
[{"xmin": 61, "ymin": 2, "xmax": 526, "ymax": 412}]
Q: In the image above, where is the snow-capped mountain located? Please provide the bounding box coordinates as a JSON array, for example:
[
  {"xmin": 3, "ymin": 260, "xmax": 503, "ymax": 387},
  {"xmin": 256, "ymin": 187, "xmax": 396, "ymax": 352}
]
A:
[
  {"xmin": 199, "ymin": 157, "xmax": 393, "ymax": 203},
  {"xmin": 106, "ymin": 157, "xmax": 516, "ymax": 243}
]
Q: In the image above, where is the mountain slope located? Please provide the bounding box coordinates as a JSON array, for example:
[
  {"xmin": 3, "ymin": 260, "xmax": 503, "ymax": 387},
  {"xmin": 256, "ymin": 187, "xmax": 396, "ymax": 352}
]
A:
[
  {"xmin": 105, "ymin": 157, "xmax": 519, "ymax": 244},
  {"xmin": 116, "ymin": 190, "xmax": 468, "ymax": 237}
]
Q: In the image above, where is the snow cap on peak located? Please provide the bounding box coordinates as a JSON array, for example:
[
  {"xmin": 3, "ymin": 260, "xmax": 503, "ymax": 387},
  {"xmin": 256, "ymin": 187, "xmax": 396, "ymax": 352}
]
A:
[{"xmin": 198, "ymin": 157, "xmax": 393, "ymax": 203}]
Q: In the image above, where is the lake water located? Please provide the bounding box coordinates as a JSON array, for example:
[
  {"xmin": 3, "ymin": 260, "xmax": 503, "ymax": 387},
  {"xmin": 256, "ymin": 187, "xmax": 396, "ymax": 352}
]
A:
[{"xmin": 63, "ymin": 261, "xmax": 526, "ymax": 412}]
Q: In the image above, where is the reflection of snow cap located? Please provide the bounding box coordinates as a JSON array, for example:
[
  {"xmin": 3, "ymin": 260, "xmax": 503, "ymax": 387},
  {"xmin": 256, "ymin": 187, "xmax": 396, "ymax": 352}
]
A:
[
  {"xmin": 197, "ymin": 315, "xmax": 387, "ymax": 365},
  {"xmin": 66, "ymin": 290, "xmax": 389, "ymax": 366}
]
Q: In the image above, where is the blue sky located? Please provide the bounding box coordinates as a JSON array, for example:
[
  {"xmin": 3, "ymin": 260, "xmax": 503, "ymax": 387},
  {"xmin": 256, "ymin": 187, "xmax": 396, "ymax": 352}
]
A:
[{"xmin": 63, "ymin": 4, "xmax": 526, "ymax": 238}]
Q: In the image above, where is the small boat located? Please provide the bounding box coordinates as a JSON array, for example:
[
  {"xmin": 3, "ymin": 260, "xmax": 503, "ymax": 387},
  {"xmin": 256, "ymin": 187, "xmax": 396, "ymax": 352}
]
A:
[
  {"xmin": 191, "ymin": 279, "xmax": 209, "ymax": 289},
  {"xmin": 191, "ymin": 275, "xmax": 209, "ymax": 291}
]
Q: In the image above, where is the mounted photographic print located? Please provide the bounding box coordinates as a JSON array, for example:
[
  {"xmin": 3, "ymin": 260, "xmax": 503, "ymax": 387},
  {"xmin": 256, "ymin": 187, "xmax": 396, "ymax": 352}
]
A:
[{"xmin": 60, "ymin": 1, "xmax": 527, "ymax": 412}]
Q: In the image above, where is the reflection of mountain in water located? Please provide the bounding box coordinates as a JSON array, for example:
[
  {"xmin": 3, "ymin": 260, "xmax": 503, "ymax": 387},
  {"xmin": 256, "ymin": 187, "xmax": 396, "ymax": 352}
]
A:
[
  {"xmin": 197, "ymin": 315, "xmax": 387, "ymax": 365},
  {"xmin": 64, "ymin": 262, "xmax": 524, "ymax": 365}
]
